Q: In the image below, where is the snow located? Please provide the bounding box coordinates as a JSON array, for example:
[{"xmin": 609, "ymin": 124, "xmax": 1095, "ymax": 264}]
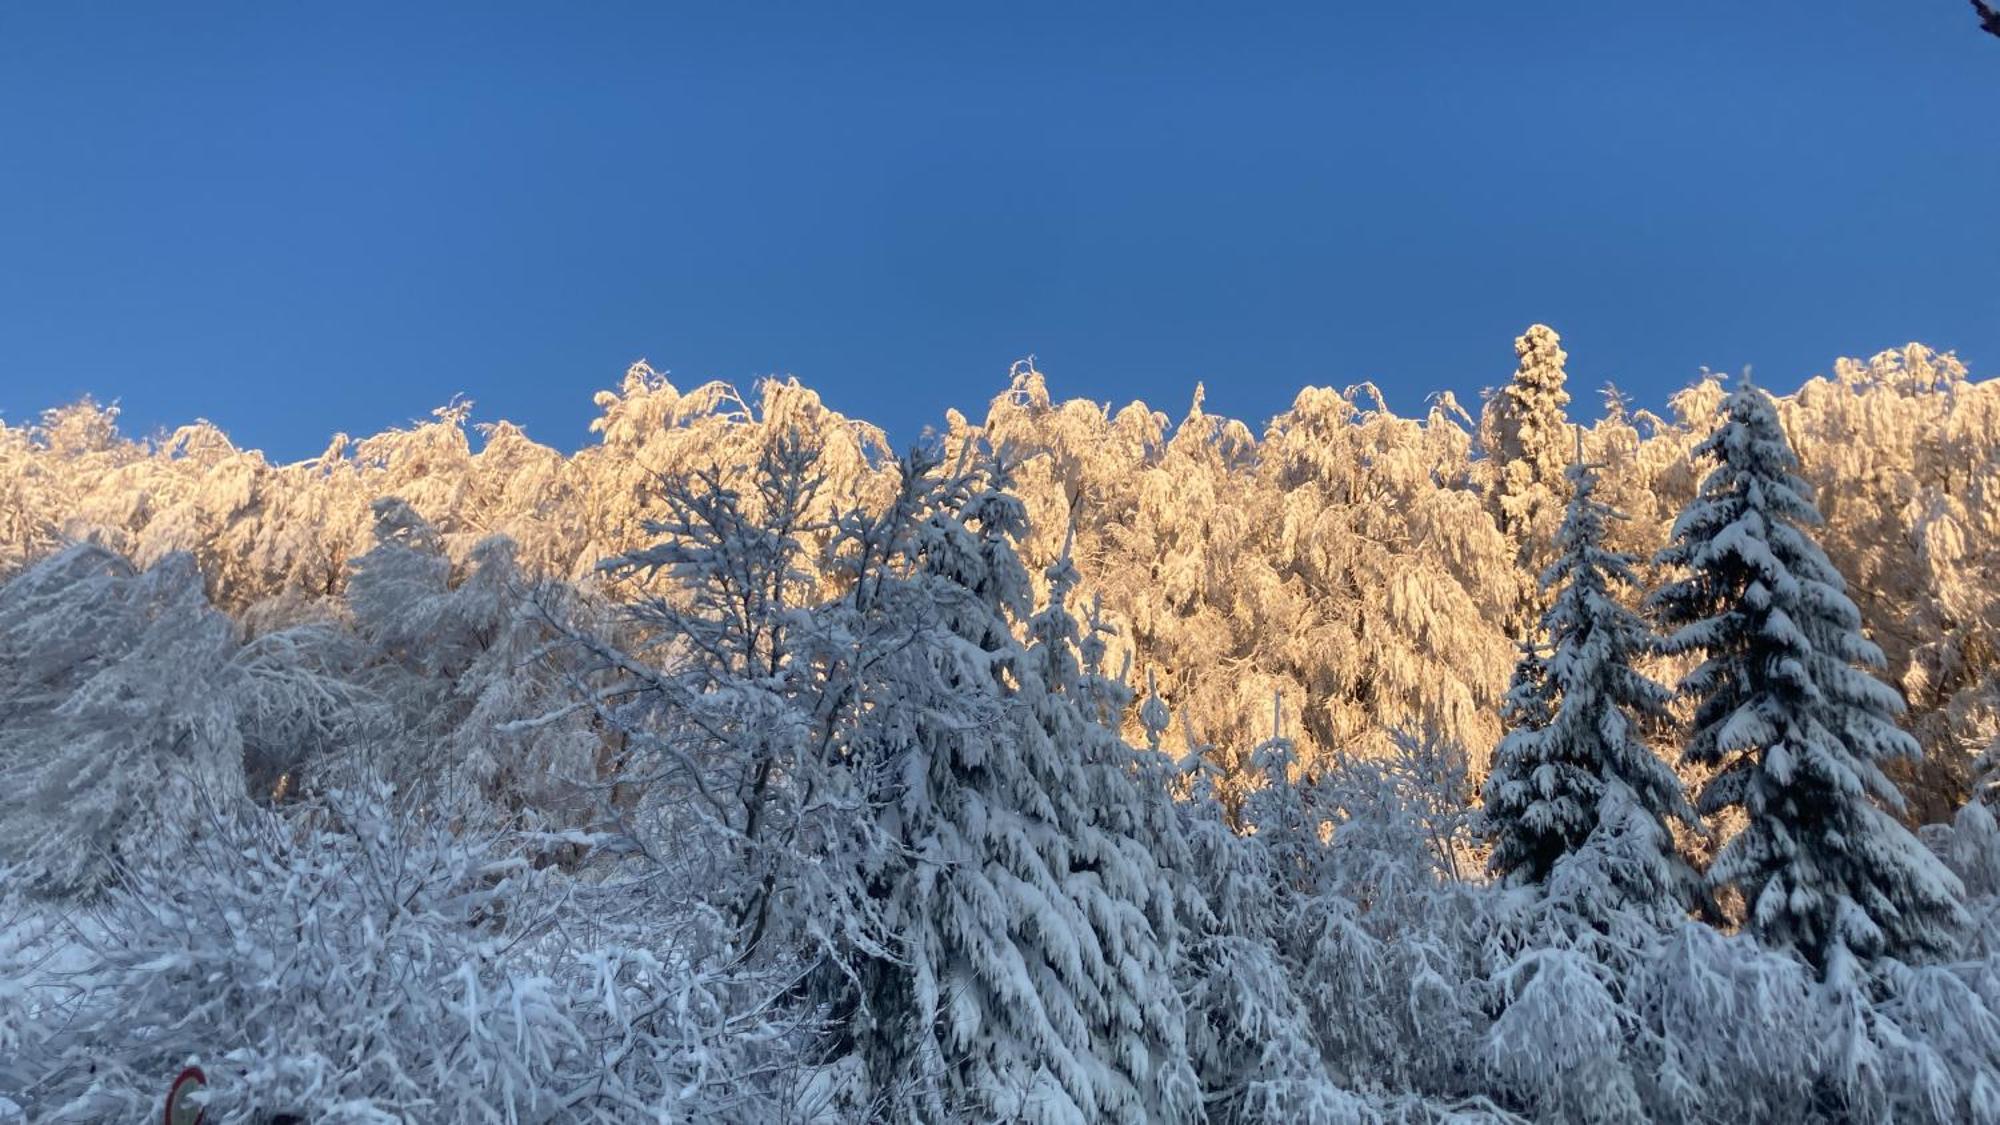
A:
[{"xmin": 5, "ymin": 335, "xmax": 2000, "ymax": 1120}]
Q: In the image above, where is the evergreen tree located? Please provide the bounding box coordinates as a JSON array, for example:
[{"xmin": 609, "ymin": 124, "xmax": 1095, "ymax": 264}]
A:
[
  {"xmin": 1481, "ymin": 323, "xmax": 1575, "ymax": 633},
  {"xmin": 1023, "ymin": 530, "xmax": 1202, "ymax": 1122},
  {"xmin": 1483, "ymin": 456, "xmax": 1697, "ymax": 914},
  {"xmin": 1178, "ymin": 697, "xmax": 1374, "ymax": 1121},
  {"xmin": 854, "ymin": 452, "xmax": 1197, "ymax": 1124},
  {"xmin": 1651, "ymin": 378, "xmax": 1963, "ymax": 975}
]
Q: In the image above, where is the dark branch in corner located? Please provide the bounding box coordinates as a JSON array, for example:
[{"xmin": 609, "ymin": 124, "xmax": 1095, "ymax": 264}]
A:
[{"xmin": 1975, "ymin": 0, "xmax": 2000, "ymax": 40}]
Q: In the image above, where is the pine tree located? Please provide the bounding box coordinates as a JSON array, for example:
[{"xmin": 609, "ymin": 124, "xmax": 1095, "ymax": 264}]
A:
[
  {"xmin": 1651, "ymin": 378, "xmax": 1964, "ymax": 975},
  {"xmin": 1483, "ymin": 455, "xmax": 1697, "ymax": 914},
  {"xmin": 1481, "ymin": 323, "xmax": 1575, "ymax": 634}
]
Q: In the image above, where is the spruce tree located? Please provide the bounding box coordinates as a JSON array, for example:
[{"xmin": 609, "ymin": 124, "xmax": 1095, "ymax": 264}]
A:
[
  {"xmin": 1023, "ymin": 532, "xmax": 1202, "ymax": 1123},
  {"xmin": 855, "ymin": 453, "xmax": 1197, "ymax": 1124},
  {"xmin": 1483, "ymin": 456, "xmax": 1696, "ymax": 913},
  {"xmin": 1481, "ymin": 323, "xmax": 1575, "ymax": 633},
  {"xmin": 1650, "ymin": 378, "xmax": 1963, "ymax": 974}
]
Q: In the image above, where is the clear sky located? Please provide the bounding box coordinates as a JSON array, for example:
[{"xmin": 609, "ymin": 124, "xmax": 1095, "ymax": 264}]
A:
[{"xmin": 2, "ymin": 2, "xmax": 1996, "ymax": 460}]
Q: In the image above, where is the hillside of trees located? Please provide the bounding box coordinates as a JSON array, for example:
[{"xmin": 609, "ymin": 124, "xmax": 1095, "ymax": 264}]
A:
[{"xmin": 7, "ymin": 329, "xmax": 2000, "ymax": 1122}]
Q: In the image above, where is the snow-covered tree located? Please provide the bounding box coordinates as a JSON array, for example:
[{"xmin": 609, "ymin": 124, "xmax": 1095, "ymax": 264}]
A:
[
  {"xmin": 845, "ymin": 450, "xmax": 1199, "ymax": 1124},
  {"xmin": 0, "ymin": 545, "xmax": 246, "ymax": 898},
  {"xmin": 1301, "ymin": 730, "xmax": 1501, "ymax": 1105},
  {"xmin": 1161, "ymin": 693, "xmax": 1330, "ymax": 1118},
  {"xmin": 0, "ymin": 414, "xmax": 60, "ymax": 581},
  {"xmin": 1651, "ymin": 377, "xmax": 1964, "ymax": 974},
  {"xmin": 343, "ymin": 496, "xmax": 608, "ymax": 825},
  {"xmin": 1484, "ymin": 456, "xmax": 1697, "ymax": 915},
  {"xmin": 574, "ymin": 365, "xmax": 891, "ymax": 583},
  {"xmin": 1173, "ymin": 706, "xmax": 1498, "ymax": 1117},
  {"xmin": 1780, "ymin": 345, "xmax": 2000, "ymax": 821},
  {"xmin": 1022, "ymin": 531, "xmax": 1203, "ymax": 1121},
  {"xmin": 577, "ymin": 430, "xmax": 870, "ymax": 957},
  {"xmin": 1481, "ymin": 324, "xmax": 1576, "ymax": 633}
]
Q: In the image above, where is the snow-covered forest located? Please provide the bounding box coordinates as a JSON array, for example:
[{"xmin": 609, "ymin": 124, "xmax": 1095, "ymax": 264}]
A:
[{"xmin": 7, "ymin": 329, "xmax": 2000, "ymax": 1122}]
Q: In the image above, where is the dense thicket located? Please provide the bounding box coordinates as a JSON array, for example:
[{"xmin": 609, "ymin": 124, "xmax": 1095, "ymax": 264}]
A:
[{"xmin": 6, "ymin": 332, "xmax": 2000, "ymax": 1122}]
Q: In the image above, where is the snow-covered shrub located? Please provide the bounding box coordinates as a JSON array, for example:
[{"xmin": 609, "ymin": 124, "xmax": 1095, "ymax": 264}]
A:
[
  {"xmin": 1630, "ymin": 921, "xmax": 1817, "ymax": 1121},
  {"xmin": 229, "ymin": 620, "xmax": 394, "ymax": 803},
  {"xmin": 1939, "ymin": 793, "xmax": 2000, "ymax": 927},
  {"xmin": 0, "ymin": 876, "xmax": 40, "ymax": 1115},
  {"xmin": 1320, "ymin": 738, "xmax": 1494, "ymax": 1093},
  {"xmin": 1843, "ymin": 959, "xmax": 2000, "ymax": 1125},
  {"xmin": 9, "ymin": 779, "xmax": 558, "ymax": 1121},
  {"xmin": 1484, "ymin": 943, "xmax": 1644, "ymax": 1124},
  {"xmin": 4, "ymin": 780, "xmax": 820, "ymax": 1124},
  {"xmin": 0, "ymin": 545, "xmax": 247, "ymax": 899},
  {"xmin": 345, "ymin": 501, "xmax": 608, "ymax": 826}
]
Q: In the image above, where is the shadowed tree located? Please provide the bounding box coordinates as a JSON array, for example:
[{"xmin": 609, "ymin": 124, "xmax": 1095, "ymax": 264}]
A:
[{"xmin": 1651, "ymin": 378, "xmax": 1964, "ymax": 977}]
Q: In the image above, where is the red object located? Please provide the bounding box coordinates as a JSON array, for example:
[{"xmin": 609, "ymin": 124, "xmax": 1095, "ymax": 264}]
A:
[{"xmin": 164, "ymin": 1066, "xmax": 206, "ymax": 1125}]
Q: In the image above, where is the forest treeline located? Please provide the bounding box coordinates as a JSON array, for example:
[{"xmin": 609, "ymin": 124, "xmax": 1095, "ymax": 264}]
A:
[
  {"xmin": 5, "ymin": 329, "xmax": 2000, "ymax": 1122},
  {"xmin": 3, "ymin": 332, "xmax": 1994, "ymax": 814}
]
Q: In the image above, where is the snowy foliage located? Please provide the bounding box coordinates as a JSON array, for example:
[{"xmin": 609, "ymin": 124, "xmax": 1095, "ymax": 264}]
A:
[
  {"xmin": 831, "ymin": 451, "xmax": 1203, "ymax": 1123},
  {"xmin": 569, "ymin": 429, "xmax": 897, "ymax": 997},
  {"xmin": 1483, "ymin": 458, "xmax": 1698, "ymax": 916},
  {"xmin": 344, "ymin": 497, "xmax": 607, "ymax": 825},
  {"xmin": 8, "ymin": 331, "xmax": 2000, "ymax": 1120},
  {"xmin": 4, "ymin": 782, "xmax": 826, "ymax": 1124},
  {"xmin": 1480, "ymin": 324, "xmax": 1575, "ymax": 633},
  {"xmin": 9, "ymin": 338, "xmax": 2000, "ymax": 794},
  {"xmin": 0, "ymin": 545, "xmax": 246, "ymax": 898}
]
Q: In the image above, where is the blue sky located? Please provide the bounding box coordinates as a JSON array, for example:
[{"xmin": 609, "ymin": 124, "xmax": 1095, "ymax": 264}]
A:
[{"xmin": 2, "ymin": 2, "xmax": 1996, "ymax": 459}]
